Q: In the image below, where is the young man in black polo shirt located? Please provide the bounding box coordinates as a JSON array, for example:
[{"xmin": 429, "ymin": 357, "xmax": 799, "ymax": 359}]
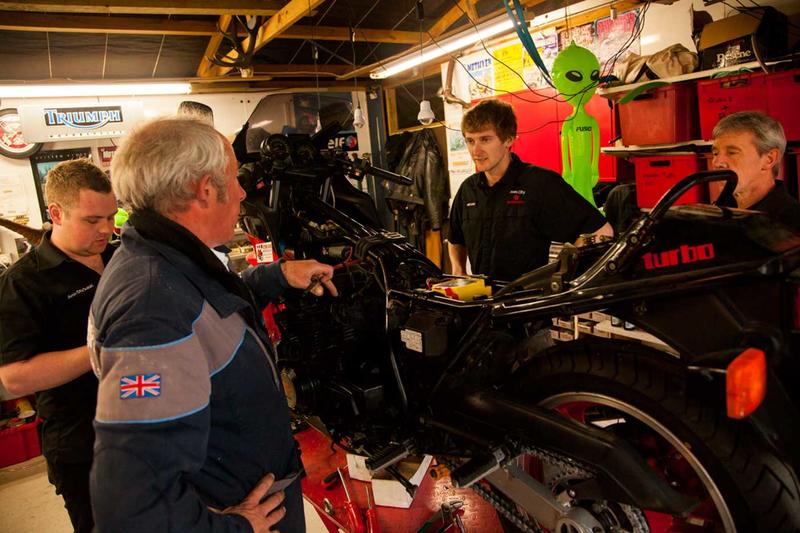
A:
[
  {"xmin": 712, "ymin": 111, "xmax": 800, "ymax": 231},
  {"xmin": 448, "ymin": 99, "xmax": 612, "ymax": 281},
  {"xmin": 0, "ymin": 159, "xmax": 117, "ymax": 533}
]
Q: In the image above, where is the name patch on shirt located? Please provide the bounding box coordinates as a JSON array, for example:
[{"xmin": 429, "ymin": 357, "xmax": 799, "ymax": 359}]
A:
[
  {"xmin": 120, "ymin": 374, "xmax": 161, "ymax": 399},
  {"xmin": 67, "ymin": 284, "xmax": 95, "ymax": 299},
  {"xmin": 506, "ymin": 192, "xmax": 525, "ymax": 205}
]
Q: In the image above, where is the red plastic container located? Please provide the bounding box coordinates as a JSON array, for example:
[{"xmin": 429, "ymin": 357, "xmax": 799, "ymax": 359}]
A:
[
  {"xmin": 0, "ymin": 419, "xmax": 41, "ymax": 468},
  {"xmin": 634, "ymin": 155, "xmax": 707, "ymax": 208},
  {"xmin": 766, "ymin": 69, "xmax": 800, "ymax": 141},
  {"xmin": 697, "ymin": 72, "xmax": 768, "ymax": 140},
  {"xmin": 619, "ymin": 82, "xmax": 699, "ymax": 146}
]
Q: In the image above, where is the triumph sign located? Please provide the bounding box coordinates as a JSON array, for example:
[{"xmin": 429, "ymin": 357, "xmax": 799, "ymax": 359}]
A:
[
  {"xmin": 19, "ymin": 101, "xmax": 144, "ymax": 141},
  {"xmin": 43, "ymin": 106, "xmax": 123, "ymax": 130}
]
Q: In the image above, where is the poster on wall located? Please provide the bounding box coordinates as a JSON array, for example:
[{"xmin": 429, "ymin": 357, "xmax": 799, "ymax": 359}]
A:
[
  {"xmin": 558, "ymin": 23, "xmax": 595, "ymax": 52},
  {"xmin": 594, "ymin": 10, "xmax": 640, "ymax": 73},
  {"xmin": 0, "ymin": 174, "xmax": 28, "ymax": 219},
  {"xmin": 465, "ymin": 56, "xmax": 495, "ymax": 101},
  {"xmin": 98, "ymin": 145, "xmax": 117, "ymax": 168},
  {"xmin": 30, "ymin": 148, "xmax": 92, "ymax": 221},
  {"xmin": 0, "ymin": 108, "xmax": 43, "ymax": 160},
  {"xmin": 493, "ymin": 42, "xmax": 527, "ymax": 94},
  {"xmin": 523, "ymin": 31, "xmax": 559, "ymax": 89}
]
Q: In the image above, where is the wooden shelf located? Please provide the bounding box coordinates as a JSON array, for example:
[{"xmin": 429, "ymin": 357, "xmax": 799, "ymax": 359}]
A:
[
  {"xmin": 597, "ymin": 59, "xmax": 792, "ymax": 97},
  {"xmin": 602, "ymin": 141, "xmax": 712, "ymax": 156}
]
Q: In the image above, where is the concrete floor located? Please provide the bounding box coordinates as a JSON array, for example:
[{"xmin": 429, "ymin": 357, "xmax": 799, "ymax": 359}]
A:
[{"xmin": 0, "ymin": 455, "xmax": 329, "ymax": 533}]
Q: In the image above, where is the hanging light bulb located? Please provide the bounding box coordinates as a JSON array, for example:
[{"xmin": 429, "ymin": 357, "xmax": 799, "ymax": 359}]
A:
[
  {"xmin": 415, "ymin": 1, "xmax": 434, "ymax": 126},
  {"xmin": 348, "ymin": 26, "xmax": 366, "ymax": 129},
  {"xmin": 418, "ymin": 100, "xmax": 435, "ymax": 125},
  {"xmin": 353, "ymin": 104, "xmax": 365, "ymax": 128}
]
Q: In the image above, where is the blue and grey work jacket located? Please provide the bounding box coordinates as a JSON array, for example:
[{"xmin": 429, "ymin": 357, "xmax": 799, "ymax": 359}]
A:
[{"xmin": 89, "ymin": 212, "xmax": 304, "ymax": 532}]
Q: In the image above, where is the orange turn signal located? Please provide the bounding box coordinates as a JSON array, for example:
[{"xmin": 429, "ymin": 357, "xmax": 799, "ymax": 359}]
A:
[{"xmin": 726, "ymin": 348, "xmax": 767, "ymax": 419}]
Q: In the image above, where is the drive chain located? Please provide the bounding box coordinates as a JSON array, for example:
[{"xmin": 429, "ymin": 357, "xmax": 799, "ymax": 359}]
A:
[{"xmin": 441, "ymin": 444, "xmax": 601, "ymax": 533}]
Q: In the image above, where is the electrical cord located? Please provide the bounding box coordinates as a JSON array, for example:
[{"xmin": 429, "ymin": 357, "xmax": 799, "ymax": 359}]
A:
[
  {"xmin": 450, "ymin": 0, "xmax": 556, "ymax": 96},
  {"xmin": 599, "ymin": 2, "xmax": 650, "ymax": 81},
  {"xmin": 390, "ymin": 0, "xmax": 651, "ymax": 137}
]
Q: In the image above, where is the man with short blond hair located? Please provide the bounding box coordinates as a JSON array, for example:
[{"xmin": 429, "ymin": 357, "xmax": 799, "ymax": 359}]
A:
[
  {"xmin": 448, "ymin": 99, "xmax": 612, "ymax": 281},
  {"xmin": 0, "ymin": 157, "xmax": 117, "ymax": 533}
]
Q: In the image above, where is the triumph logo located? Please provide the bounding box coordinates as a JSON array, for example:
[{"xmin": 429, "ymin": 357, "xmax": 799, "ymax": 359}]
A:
[
  {"xmin": 642, "ymin": 243, "xmax": 715, "ymax": 270},
  {"xmin": 44, "ymin": 106, "xmax": 123, "ymax": 130}
]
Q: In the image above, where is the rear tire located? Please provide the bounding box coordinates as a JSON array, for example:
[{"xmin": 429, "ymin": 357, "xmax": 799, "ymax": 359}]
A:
[{"xmin": 503, "ymin": 338, "xmax": 800, "ymax": 533}]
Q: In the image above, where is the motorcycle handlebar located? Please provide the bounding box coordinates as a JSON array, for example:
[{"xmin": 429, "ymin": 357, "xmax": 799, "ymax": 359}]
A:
[
  {"xmin": 348, "ymin": 157, "xmax": 413, "ymax": 186},
  {"xmin": 367, "ymin": 164, "xmax": 414, "ymax": 186},
  {"xmin": 649, "ymin": 169, "xmax": 737, "ymax": 221}
]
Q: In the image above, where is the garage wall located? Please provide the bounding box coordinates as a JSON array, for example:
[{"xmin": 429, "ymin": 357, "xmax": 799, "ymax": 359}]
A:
[
  {"xmin": 441, "ymin": 0, "xmax": 799, "ymax": 201},
  {"xmin": 0, "ymin": 88, "xmax": 370, "ymax": 262}
]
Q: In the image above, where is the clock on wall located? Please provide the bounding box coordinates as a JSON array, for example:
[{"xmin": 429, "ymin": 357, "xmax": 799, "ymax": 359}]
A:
[{"xmin": 0, "ymin": 108, "xmax": 42, "ymax": 159}]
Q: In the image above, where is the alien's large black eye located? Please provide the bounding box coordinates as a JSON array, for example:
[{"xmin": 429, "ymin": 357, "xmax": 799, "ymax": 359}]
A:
[
  {"xmin": 566, "ymin": 70, "xmax": 583, "ymax": 82},
  {"xmin": 590, "ymin": 69, "xmax": 600, "ymax": 81}
]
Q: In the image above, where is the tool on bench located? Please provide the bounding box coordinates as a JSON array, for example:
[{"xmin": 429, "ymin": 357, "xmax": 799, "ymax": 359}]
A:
[
  {"xmin": 416, "ymin": 500, "xmax": 465, "ymax": 533},
  {"xmin": 365, "ymin": 485, "xmax": 381, "ymax": 533},
  {"xmin": 303, "ymin": 495, "xmax": 349, "ymax": 532},
  {"xmin": 338, "ymin": 467, "xmax": 366, "ymax": 533}
]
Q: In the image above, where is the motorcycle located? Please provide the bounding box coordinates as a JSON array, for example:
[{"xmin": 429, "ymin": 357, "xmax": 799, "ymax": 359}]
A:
[{"xmin": 236, "ymin": 125, "xmax": 800, "ymax": 533}]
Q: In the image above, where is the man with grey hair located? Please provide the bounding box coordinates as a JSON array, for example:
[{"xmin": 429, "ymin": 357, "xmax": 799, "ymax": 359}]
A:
[
  {"xmin": 89, "ymin": 116, "xmax": 336, "ymax": 532},
  {"xmin": 712, "ymin": 111, "xmax": 800, "ymax": 230}
]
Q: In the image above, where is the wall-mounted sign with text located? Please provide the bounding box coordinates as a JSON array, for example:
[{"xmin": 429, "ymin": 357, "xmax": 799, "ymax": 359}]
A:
[{"xmin": 18, "ymin": 102, "xmax": 144, "ymax": 142}]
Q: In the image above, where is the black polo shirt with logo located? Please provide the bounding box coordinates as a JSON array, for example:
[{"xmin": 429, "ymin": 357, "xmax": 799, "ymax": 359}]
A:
[
  {"xmin": 448, "ymin": 153, "xmax": 606, "ymax": 281},
  {"xmin": 0, "ymin": 232, "xmax": 114, "ymax": 463},
  {"xmin": 716, "ymin": 180, "xmax": 800, "ymax": 232}
]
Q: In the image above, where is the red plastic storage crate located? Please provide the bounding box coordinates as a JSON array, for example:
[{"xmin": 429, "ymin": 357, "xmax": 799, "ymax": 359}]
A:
[
  {"xmin": 766, "ymin": 69, "xmax": 800, "ymax": 141},
  {"xmin": 0, "ymin": 419, "xmax": 41, "ymax": 468},
  {"xmin": 634, "ymin": 155, "xmax": 707, "ymax": 208},
  {"xmin": 619, "ymin": 82, "xmax": 699, "ymax": 146},
  {"xmin": 697, "ymin": 72, "xmax": 768, "ymax": 140}
]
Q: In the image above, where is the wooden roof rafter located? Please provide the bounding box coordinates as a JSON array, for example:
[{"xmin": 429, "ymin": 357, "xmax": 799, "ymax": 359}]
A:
[
  {"xmin": 0, "ymin": 1, "xmax": 285, "ymax": 16},
  {"xmin": 202, "ymin": 0, "xmax": 329, "ymax": 78}
]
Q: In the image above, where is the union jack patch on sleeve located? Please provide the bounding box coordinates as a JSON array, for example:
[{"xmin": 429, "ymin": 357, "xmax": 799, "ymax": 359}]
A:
[{"xmin": 120, "ymin": 374, "xmax": 161, "ymax": 399}]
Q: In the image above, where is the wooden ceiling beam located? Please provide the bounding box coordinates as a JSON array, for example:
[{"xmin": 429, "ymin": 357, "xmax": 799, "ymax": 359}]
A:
[
  {"xmin": 0, "ymin": 1, "xmax": 284, "ymax": 16},
  {"xmin": 338, "ymin": 0, "xmax": 640, "ymax": 81},
  {"xmin": 283, "ymin": 25, "xmax": 420, "ymax": 44},
  {"xmin": 0, "ymin": 11, "xmax": 215, "ymax": 35},
  {"xmin": 251, "ymin": 63, "xmax": 350, "ymax": 77},
  {"xmin": 427, "ymin": 0, "xmax": 468, "ymax": 39},
  {"xmin": 197, "ymin": 15, "xmax": 232, "ymax": 78},
  {"xmin": 0, "ymin": 12, "xmax": 419, "ymax": 44},
  {"xmin": 206, "ymin": 0, "xmax": 327, "ymax": 78},
  {"xmin": 189, "ymin": 79, "xmax": 358, "ymax": 93}
]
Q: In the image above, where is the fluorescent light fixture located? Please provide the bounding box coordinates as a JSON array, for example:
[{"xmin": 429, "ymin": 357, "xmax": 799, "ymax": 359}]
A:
[
  {"xmin": 370, "ymin": 17, "xmax": 515, "ymax": 79},
  {"xmin": 0, "ymin": 82, "xmax": 192, "ymax": 98}
]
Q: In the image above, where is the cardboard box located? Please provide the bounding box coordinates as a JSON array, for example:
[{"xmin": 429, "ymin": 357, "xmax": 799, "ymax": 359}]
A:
[{"xmin": 698, "ymin": 7, "xmax": 787, "ymax": 70}]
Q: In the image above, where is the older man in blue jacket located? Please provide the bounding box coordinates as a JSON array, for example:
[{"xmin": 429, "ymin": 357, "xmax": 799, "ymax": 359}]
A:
[{"xmin": 89, "ymin": 116, "xmax": 336, "ymax": 532}]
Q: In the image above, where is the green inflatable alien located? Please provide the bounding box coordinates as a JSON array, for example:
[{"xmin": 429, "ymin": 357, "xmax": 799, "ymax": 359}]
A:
[{"xmin": 551, "ymin": 42, "xmax": 601, "ymax": 206}]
